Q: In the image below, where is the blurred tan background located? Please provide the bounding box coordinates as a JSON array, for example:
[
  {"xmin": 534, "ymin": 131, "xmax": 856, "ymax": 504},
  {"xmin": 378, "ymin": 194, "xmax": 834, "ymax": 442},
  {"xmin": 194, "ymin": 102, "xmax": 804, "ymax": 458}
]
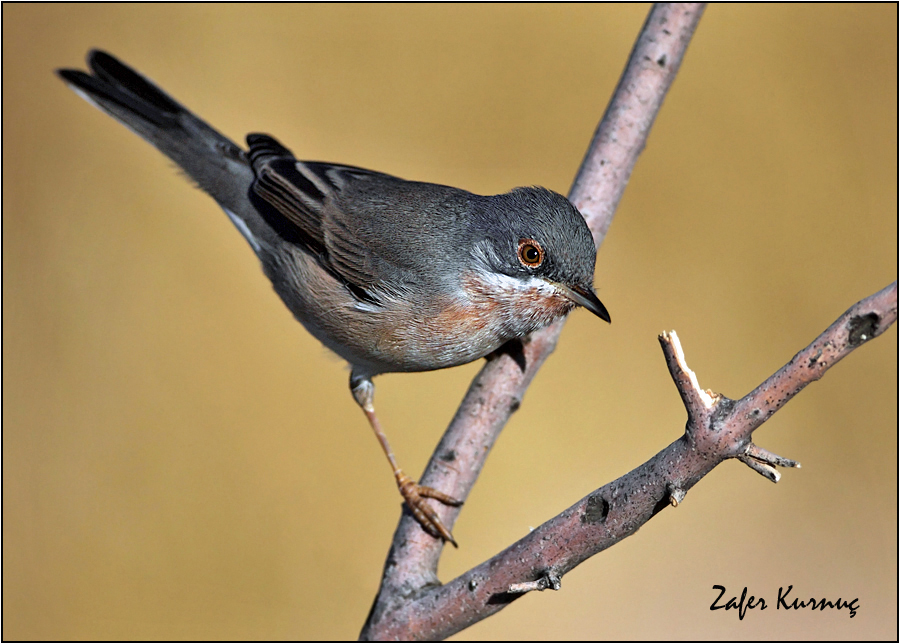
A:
[{"xmin": 3, "ymin": 4, "xmax": 896, "ymax": 640}]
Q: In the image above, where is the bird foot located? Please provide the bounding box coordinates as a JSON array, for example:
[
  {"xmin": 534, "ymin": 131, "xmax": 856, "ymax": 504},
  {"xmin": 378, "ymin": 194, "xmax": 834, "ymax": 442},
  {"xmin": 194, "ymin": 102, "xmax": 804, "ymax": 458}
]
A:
[{"xmin": 396, "ymin": 472, "xmax": 463, "ymax": 547}]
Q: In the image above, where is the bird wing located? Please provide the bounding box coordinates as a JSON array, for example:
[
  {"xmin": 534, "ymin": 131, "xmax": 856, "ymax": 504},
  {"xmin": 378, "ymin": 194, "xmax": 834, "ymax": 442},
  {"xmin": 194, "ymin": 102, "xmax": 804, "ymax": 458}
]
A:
[{"xmin": 247, "ymin": 133, "xmax": 404, "ymax": 300}]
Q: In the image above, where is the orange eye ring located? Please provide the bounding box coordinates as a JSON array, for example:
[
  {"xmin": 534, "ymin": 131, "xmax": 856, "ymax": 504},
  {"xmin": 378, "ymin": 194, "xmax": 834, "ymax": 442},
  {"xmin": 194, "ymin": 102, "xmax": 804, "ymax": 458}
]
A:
[{"xmin": 517, "ymin": 239, "xmax": 544, "ymax": 268}]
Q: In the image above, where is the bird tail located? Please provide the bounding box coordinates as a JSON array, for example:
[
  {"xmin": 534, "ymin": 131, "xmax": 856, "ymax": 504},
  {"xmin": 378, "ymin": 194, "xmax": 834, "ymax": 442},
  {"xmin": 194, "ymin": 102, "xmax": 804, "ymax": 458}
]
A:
[{"xmin": 57, "ymin": 50, "xmax": 267, "ymax": 247}]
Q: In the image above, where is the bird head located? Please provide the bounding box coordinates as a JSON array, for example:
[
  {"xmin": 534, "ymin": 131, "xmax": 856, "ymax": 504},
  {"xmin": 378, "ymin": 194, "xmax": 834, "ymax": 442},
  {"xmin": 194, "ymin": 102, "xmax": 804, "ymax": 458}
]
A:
[{"xmin": 466, "ymin": 187, "xmax": 610, "ymax": 328}]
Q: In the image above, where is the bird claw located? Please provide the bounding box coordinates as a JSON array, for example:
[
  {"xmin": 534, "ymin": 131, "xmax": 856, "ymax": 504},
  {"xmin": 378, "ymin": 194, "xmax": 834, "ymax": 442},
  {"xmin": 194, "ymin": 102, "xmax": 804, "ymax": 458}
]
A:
[{"xmin": 396, "ymin": 472, "xmax": 462, "ymax": 547}]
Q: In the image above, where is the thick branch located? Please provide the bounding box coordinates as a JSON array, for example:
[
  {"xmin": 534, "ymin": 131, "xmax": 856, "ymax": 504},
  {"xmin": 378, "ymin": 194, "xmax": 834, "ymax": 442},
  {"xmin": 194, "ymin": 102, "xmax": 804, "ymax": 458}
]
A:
[
  {"xmin": 361, "ymin": 3, "xmax": 707, "ymax": 640},
  {"xmin": 364, "ymin": 282, "xmax": 897, "ymax": 641}
]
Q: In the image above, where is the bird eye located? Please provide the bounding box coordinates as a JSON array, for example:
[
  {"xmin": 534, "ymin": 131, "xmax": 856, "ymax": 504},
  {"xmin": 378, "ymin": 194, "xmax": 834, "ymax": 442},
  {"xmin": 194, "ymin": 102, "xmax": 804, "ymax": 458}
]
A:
[{"xmin": 517, "ymin": 239, "xmax": 544, "ymax": 268}]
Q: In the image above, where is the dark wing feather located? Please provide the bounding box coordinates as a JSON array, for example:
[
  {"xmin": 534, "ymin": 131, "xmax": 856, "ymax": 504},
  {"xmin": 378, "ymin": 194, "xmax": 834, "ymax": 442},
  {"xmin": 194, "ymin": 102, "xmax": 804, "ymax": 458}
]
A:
[{"xmin": 246, "ymin": 134, "xmax": 389, "ymax": 301}]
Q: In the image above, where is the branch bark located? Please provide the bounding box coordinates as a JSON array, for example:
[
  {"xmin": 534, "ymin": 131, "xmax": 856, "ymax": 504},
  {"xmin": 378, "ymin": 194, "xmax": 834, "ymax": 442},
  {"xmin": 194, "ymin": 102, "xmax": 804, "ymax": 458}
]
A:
[{"xmin": 361, "ymin": 3, "xmax": 707, "ymax": 640}]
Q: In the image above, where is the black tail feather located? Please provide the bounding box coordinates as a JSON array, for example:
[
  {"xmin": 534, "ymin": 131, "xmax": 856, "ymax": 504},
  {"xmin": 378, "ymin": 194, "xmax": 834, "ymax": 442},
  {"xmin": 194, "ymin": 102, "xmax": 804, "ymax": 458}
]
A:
[{"xmin": 57, "ymin": 50, "xmax": 264, "ymax": 242}]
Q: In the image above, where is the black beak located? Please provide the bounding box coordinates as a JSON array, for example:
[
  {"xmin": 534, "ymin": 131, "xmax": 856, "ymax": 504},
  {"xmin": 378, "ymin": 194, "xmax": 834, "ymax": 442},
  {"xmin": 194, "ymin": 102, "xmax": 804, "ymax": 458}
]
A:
[{"xmin": 557, "ymin": 283, "xmax": 611, "ymax": 323}]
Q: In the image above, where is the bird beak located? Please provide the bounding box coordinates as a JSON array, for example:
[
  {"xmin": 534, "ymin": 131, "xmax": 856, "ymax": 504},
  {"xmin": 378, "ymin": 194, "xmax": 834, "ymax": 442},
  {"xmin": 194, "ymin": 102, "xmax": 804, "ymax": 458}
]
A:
[{"xmin": 555, "ymin": 282, "xmax": 611, "ymax": 323}]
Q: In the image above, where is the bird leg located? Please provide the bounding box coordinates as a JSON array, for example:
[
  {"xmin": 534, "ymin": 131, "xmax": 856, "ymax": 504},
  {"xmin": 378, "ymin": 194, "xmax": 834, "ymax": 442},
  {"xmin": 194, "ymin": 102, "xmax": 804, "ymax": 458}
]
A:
[{"xmin": 350, "ymin": 374, "xmax": 463, "ymax": 547}]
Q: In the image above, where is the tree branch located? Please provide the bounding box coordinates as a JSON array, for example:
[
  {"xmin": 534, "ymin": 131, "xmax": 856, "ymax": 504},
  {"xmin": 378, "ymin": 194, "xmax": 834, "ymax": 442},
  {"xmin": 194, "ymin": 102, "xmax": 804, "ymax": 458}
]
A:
[
  {"xmin": 367, "ymin": 282, "xmax": 897, "ymax": 641},
  {"xmin": 361, "ymin": 3, "xmax": 707, "ymax": 640}
]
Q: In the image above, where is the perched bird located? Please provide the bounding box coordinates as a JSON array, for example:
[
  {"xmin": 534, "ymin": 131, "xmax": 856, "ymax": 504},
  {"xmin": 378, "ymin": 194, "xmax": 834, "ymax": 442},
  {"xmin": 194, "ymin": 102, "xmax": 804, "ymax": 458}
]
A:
[{"xmin": 57, "ymin": 50, "xmax": 610, "ymax": 546}]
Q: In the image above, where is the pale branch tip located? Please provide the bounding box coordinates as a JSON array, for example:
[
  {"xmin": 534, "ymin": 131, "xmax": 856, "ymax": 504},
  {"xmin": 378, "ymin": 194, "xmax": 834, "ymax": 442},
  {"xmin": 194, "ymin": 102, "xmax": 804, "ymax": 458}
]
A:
[
  {"xmin": 660, "ymin": 330, "xmax": 718, "ymax": 414},
  {"xmin": 746, "ymin": 443, "xmax": 801, "ymax": 470},
  {"xmin": 666, "ymin": 482, "xmax": 687, "ymax": 507},
  {"xmin": 508, "ymin": 571, "xmax": 562, "ymax": 595}
]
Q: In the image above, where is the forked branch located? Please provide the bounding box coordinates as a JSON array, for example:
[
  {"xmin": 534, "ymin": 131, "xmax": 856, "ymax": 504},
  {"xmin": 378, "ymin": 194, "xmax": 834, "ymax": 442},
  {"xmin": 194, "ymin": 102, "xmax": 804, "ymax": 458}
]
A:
[
  {"xmin": 368, "ymin": 282, "xmax": 896, "ymax": 641},
  {"xmin": 361, "ymin": 3, "xmax": 707, "ymax": 640},
  {"xmin": 359, "ymin": 3, "xmax": 896, "ymax": 641}
]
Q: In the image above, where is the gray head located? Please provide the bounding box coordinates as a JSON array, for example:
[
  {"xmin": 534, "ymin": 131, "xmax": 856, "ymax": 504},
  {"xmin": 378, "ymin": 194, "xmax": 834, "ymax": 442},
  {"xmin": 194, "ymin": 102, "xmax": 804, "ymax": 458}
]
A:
[{"xmin": 466, "ymin": 187, "xmax": 610, "ymax": 322}]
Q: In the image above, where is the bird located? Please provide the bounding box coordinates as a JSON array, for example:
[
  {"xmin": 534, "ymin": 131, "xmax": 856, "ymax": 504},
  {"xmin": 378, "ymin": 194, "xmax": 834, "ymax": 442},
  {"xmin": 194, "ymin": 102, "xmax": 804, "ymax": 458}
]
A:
[{"xmin": 57, "ymin": 50, "xmax": 610, "ymax": 547}]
